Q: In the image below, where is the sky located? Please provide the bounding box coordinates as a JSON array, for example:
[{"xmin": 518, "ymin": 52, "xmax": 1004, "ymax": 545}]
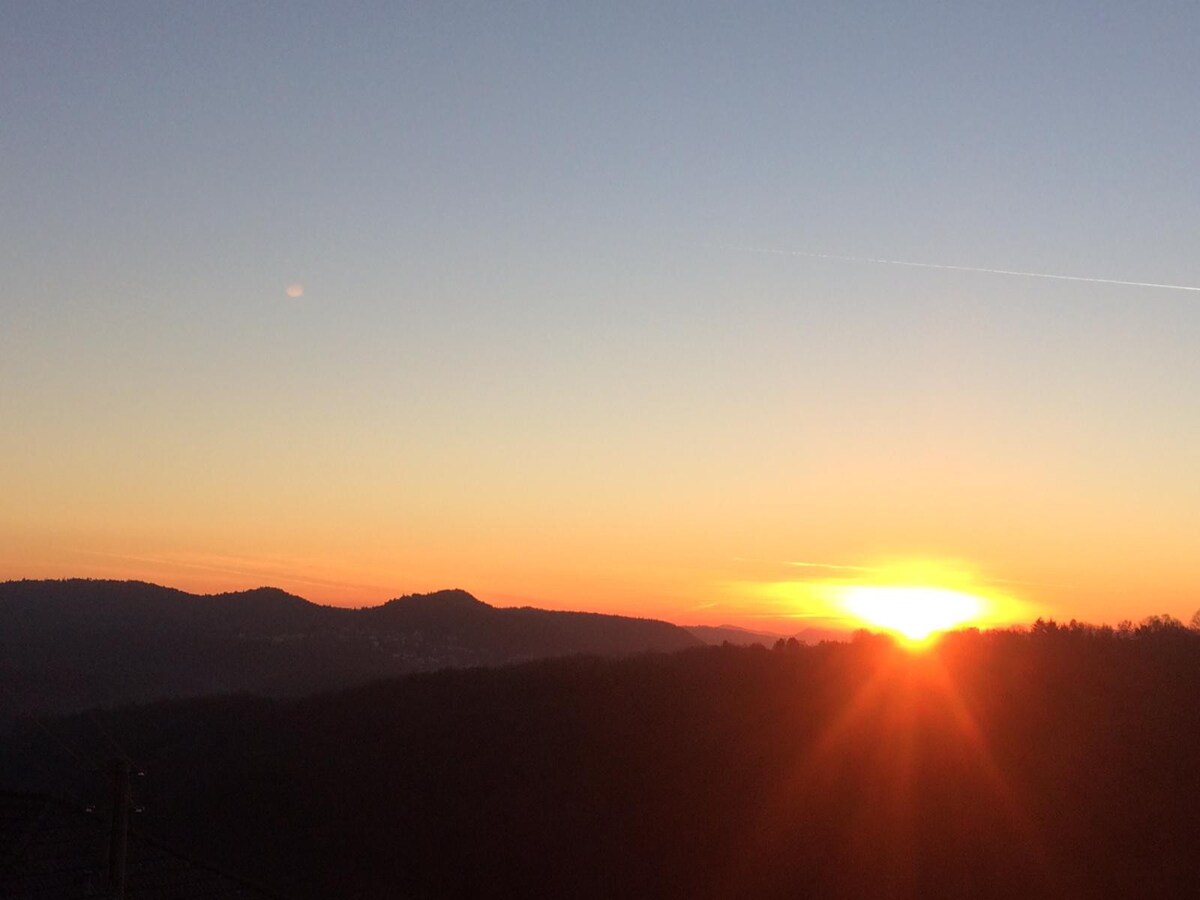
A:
[{"xmin": 3, "ymin": 2, "xmax": 1199, "ymax": 631}]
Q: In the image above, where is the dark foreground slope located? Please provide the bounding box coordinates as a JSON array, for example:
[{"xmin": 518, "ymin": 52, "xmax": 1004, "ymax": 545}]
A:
[
  {"xmin": 0, "ymin": 579, "xmax": 699, "ymax": 716},
  {"xmin": 5, "ymin": 621, "xmax": 1200, "ymax": 899}
]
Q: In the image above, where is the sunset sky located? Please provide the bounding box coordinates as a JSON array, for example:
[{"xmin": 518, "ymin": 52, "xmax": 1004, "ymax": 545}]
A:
[{"xmin": 3, "ymin": 3, "xmax": 1199, "ymax": 632}]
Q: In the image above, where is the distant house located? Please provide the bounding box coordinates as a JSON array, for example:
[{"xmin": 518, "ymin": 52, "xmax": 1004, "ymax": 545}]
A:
[{"xmin": 0, "ymin": 792, "xmax": 282, "ymax": 899}]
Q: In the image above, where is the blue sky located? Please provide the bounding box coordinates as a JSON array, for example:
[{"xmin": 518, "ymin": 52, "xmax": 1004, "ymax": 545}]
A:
[{"xmin": 3, "ymin": 3, "xmax": 1199, "ymax": 624}]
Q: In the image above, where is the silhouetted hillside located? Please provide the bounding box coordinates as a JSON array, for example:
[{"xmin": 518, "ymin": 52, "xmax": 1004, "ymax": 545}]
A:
[
  {"xmin": 0, "ymin": 579, "xmax": 699, "ymax": 716},
  {"xmin": 6, "ymin": 618, "xmax": 1200, "ymax": 899}
]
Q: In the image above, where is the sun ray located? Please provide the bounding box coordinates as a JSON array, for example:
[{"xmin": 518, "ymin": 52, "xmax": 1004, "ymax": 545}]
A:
[{"xmin": 725, "ymin": 636, "xmax": 1052, "ymax": 894}]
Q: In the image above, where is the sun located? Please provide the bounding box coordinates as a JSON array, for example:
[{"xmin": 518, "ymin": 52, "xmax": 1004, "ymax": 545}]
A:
[
  {"xmin": 838, "ymin": 584, "xmax": 986, "ymax": 644},
  {"xmin": 750, "ymin": 557, "xmax": 1031, "ymax": 647}
]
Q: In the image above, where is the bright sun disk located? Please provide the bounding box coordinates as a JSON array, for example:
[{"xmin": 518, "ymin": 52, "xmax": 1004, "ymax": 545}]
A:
[{"xmin": 839, "ymin": 585, "xmax": 986, "ymax": 643}]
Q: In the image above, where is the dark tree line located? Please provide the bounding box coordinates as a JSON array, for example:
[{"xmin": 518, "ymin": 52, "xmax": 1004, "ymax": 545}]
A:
[{"xmin": 5, "ymin": 619, "xmax": 1200, "ymax": 899}]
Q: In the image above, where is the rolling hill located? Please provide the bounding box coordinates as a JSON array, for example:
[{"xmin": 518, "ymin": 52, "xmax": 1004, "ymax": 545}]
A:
[{"xmin": 0, "ymin": 579, "xmax": 700, "ymax": 717}]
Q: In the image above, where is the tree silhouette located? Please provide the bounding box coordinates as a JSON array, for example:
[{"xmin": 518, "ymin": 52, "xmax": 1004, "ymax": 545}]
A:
[
  {"xmin": 1190, "ymin": 608, "xmax": 1200, "ymax": 631},
  {"xmin": 9, "ymin": 620, "xmax": 1200, "ymax": 899}
]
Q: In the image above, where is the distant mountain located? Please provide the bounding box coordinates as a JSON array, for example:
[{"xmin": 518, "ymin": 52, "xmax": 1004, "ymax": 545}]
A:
[
  {"xmin": 0, "ymin": 579, "xmax": 700, "ymax": 717},
  {"xmin": 685, "ymin": 624, "xmax": 788, "ymax": 646}
]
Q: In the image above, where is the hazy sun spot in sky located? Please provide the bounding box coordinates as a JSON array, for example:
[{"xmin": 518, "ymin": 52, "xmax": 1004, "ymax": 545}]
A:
[{"xmin": 285, "ymin": 282, "xmax": 304, "ymax": 298}]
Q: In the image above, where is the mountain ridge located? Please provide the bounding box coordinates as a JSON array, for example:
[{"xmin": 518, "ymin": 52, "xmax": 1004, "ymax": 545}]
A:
[{"xmin": 0, "ymin": 578, "xmax": 700, "ymax": 717}]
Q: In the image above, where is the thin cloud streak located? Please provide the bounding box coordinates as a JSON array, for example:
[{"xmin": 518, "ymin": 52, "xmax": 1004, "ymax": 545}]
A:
[
  {"xmin": 729, "ymin": 245, "xmax": 1200, "ymax": 293},
  {"xmin": 73, "ymin": 548, "xmax": 381, "ymax": 595},
  {"xmin": 786, "ymin": 561, "xmax": 879, "ymax": 572}
]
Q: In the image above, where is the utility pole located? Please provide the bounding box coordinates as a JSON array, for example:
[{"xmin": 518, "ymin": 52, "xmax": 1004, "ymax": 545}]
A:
[{"xmin": 106, "ymin": 758, "xmax": 131, "ymax": 900}]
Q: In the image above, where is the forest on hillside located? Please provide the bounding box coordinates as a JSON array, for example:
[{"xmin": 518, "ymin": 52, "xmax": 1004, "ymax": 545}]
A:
[{"xmin": 5, "ymin": 619, "xmax": 1200, "ymax": 899}]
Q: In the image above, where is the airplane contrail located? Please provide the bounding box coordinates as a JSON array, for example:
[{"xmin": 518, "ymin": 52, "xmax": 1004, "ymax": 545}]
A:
[{"xmin": 730, "ymin": 245, "xmax": 1200, "ymax": 293}]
